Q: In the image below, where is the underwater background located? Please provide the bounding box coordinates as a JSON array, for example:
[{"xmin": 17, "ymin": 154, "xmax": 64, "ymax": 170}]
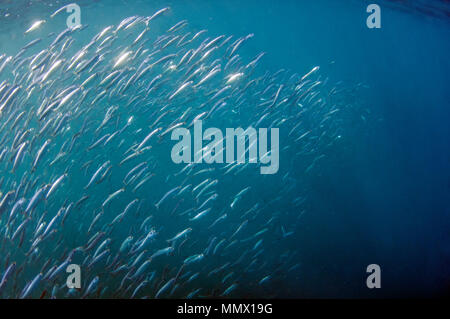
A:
[{"xmin": 0, "ymin": 0, "xmax": 449, "ymax": 298}]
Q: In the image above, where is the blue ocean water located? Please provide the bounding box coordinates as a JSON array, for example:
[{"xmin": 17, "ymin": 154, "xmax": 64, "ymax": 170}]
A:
[{"xmin": 0, "ymin": 0, "xmax": 449, "ymax": 298}]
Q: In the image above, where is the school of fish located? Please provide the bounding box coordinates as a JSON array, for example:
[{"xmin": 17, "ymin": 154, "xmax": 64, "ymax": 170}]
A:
[{"xmin": 0, "ymin": 6, "xmax": 369, "ymax": 298}]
